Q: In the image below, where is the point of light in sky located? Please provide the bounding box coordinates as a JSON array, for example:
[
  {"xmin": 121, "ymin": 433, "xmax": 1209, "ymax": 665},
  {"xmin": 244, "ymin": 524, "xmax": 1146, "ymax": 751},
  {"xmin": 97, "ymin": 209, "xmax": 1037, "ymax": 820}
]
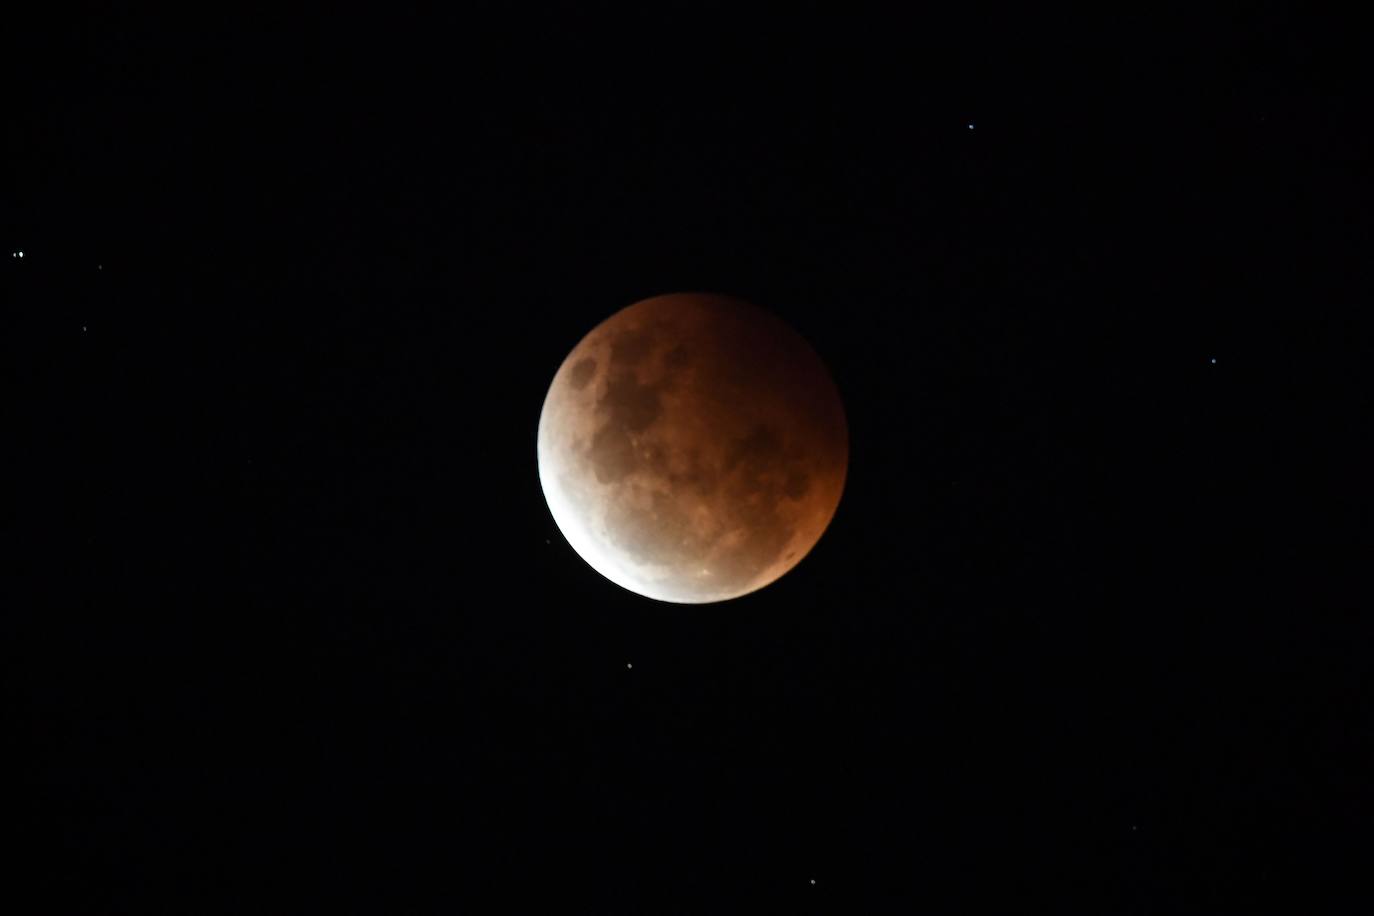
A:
[{"xmin": 1210, "ymin": 358, "xmax": 1217, "ymax": 364}]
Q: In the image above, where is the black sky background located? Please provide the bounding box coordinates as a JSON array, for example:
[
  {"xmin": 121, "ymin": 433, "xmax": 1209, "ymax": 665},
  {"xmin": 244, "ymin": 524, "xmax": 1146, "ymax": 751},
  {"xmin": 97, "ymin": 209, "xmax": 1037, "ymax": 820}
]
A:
[{"xmin": 6, "ymin": 6, "xmax": 1371, "ymax": 912}]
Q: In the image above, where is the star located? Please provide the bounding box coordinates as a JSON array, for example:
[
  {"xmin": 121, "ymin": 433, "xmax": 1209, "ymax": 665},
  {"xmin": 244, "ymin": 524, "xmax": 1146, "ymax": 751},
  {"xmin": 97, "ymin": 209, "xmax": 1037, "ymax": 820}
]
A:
[
  {"xmin": 626, "ymin": 663, "xmax": 633, "ymax": 669},
  {"xmin": 810, "ymin": 879, "xmax": 816, "ymax": 885},
  {"xmin": 81, "ymin": 325, "xmax": 88, "ymax": 332},
  {"xmin": 967, "ymin": 122, "xmax": 975, "ymax": 130},
  {"xmin": 1209, "ymin": 358, "xmax": 1217, "ymax": 365},
  {"xmin": 12, "ymin": 251, "xmax": 22, "ymax": 258}
]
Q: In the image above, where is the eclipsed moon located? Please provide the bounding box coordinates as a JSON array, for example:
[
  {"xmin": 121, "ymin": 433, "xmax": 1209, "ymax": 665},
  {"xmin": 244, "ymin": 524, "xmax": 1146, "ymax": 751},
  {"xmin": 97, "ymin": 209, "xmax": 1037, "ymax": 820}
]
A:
[{"xmin": 537, "ymin": 292, "xmax": 848, "ymax": 603}]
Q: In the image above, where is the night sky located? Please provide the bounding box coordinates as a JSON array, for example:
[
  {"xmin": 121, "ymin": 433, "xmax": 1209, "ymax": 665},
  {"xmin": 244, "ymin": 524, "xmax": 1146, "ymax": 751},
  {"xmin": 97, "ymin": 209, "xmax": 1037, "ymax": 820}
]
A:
[{"xmin": 7, "ymin": 7, "xmax": 1369, "ymax": 911}]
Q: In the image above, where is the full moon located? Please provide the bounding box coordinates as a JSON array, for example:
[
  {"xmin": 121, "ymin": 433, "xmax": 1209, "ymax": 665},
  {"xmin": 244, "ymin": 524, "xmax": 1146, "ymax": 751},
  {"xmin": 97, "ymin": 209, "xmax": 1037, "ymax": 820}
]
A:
[{"xmin": 537, "ymin": 292, "xmax": 848, "ymax": 603}]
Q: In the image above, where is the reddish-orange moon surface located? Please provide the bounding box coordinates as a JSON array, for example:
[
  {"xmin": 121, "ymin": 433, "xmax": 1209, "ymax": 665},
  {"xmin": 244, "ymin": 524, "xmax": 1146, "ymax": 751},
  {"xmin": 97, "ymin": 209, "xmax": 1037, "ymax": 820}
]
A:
[{"xmin": 537, "ymin": 293, "xmax": 848, "ymax": 603}]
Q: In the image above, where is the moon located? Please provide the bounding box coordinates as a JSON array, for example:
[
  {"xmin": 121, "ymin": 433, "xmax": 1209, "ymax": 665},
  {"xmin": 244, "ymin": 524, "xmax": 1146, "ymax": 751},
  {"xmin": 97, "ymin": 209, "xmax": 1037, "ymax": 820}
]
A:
[{"xmin": 537, "ymin": 292, "xmax": 848, "ymax": 603}]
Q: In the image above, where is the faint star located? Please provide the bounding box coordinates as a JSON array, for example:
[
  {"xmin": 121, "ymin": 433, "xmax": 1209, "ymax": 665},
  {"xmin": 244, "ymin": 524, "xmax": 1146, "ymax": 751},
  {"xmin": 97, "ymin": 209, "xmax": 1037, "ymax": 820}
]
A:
[
  {"xmin": 81, "ymin": 325, "xmax": 88, "ymax": 332},
  {"xmin": 967, "ymin": 123, "xmax": 975, "ymax": 130},
  {"xmin": 810, "ymin": 879, "xmax": 816, "ymax": 885},
  {"xmin": 1131, "ymin": 824, "xmax": 1138, "ymax": 831},
  {"xmin": 626, "ymin": 663, "xmax": 633, "ymax": 669}
]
